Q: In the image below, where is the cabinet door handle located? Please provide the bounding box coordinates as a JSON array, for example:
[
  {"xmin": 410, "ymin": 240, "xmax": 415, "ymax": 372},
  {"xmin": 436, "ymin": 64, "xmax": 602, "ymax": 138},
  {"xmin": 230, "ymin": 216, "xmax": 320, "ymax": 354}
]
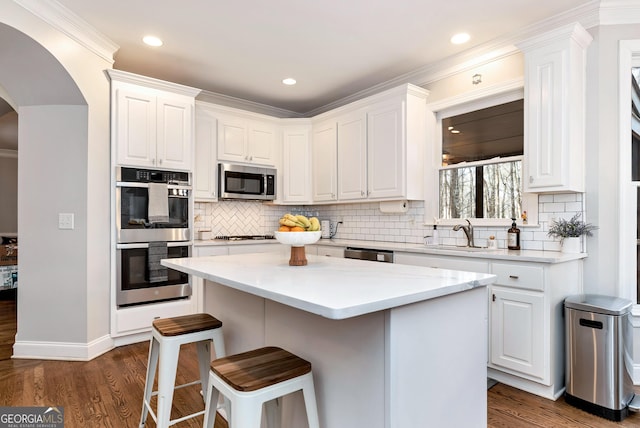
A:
[
  {"xmin": 529, "ymin": 176, "xmax": 534, "ymax": 183},
  {"xmin": 509, "ymin": 275, "xmax": 519, "ymax": 279},
  {"xmin": 492, "ymin": 294, "xmax": 496, "ymax": 302}
]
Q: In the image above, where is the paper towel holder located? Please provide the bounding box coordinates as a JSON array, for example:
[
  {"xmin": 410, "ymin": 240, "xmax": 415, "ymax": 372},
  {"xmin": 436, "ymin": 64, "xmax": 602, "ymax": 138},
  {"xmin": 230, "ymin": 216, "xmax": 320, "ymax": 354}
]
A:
[{"xmin": 379, "ymin": 200, "xmax": 409, "ymax": 214}]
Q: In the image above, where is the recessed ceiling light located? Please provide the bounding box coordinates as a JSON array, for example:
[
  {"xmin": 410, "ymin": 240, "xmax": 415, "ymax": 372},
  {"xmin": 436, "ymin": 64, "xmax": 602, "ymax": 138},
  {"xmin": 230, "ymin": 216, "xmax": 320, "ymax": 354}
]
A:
[
  {"xmin": 282, "ymin": 78, "xmax": 297, "ymax": 86},
  {"xmin": 143, "ymin": 35, "xmax": 163, "ymax": 47},
  {"xmin": 450, "ymin": 33, "xmax": 470, "ymax": 45}
]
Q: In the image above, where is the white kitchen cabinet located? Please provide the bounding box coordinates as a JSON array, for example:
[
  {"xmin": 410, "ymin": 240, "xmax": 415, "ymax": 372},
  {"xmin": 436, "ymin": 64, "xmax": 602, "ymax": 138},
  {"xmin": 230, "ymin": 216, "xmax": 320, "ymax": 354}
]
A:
[
  {"xmin": 310, "ymin": 244, "xmax": 345, "ymax": 258},
  {"xmin": 490, "ymin": 286, "xmax": 545, "ymax": 378},
  {"xmin": 217, "ymin": 112, "xmax": 277, "ymax": 166},
  {"xmin": 395, "ymin": 250, "xmax": 582, "ymax": 400},
  {"xmin": 109, "ymin": 70, "xmax": 199, "ymax": 171},
  {"xmin": 194, "ymin": 103, "xmax": 218, "ymax": 201},
  {"xmin": 518, "ymin": 23, "xmax": 592, "ymax": 192},
  {"xmin": 337, "ymin": 109, "xmax": 368, "ymax": 201},
  {"xmin": 312, "ymin": 84, "xmax": 428, "ymax": 203},
  {"xmin": 312, "ymin": 119, "xmax": 338, "ymax": 202},
  {"xmin": 281, "ymin": 123, "xmax": 312, "ymax": 203},
  {"xmin": 394, "ymin": 252, "xmax": 490, "ymax": 273},
  {"xmin": 487, "ymin": 260, "xmax": 582, "ymax": 400}
]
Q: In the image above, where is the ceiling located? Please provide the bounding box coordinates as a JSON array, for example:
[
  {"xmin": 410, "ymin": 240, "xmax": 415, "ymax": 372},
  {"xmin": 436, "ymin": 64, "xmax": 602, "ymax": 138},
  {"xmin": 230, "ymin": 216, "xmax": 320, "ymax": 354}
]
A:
[
  {"xmin": 55, "ymin": 0, "xmax": 591, "ymax": 115},
  {"xmin": 0, "ymin": 0, "xmax": 592, "ymax": 152}
]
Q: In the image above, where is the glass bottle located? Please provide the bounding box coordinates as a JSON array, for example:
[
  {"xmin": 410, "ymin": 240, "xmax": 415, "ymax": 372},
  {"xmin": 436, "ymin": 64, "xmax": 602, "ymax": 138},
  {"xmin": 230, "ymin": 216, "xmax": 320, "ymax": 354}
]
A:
[{"xmin": 507, "ymin": 218, "xmax": 521, "ymax": 250}]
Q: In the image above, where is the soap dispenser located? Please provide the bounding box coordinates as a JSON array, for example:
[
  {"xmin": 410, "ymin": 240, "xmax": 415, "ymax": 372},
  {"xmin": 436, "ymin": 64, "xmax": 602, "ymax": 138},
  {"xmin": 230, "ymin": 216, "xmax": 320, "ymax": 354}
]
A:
[{"xmin": 507, "ymin": 218, "xmax": 520, "ymax": 250}]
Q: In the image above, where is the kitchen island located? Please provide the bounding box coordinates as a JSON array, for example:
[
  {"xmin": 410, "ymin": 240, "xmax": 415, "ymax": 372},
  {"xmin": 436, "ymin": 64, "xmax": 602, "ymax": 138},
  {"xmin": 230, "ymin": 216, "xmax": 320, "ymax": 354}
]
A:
[{"xmin": 163, "ymin": 252, "xmax": 496, "ymax": 428}]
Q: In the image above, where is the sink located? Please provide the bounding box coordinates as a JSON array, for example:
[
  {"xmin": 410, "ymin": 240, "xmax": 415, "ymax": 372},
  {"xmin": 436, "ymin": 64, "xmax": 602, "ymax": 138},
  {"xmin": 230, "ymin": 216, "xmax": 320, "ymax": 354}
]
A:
[{"xmin": 425, "ymin": 245, "xmax": 489, "ymax": 252}]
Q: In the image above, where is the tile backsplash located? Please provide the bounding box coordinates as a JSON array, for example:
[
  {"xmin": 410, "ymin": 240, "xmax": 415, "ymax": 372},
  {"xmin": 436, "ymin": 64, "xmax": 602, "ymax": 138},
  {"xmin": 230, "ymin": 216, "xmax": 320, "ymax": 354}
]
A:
[{"xmin": 195, "ymin": 193, "xmax": 587, "ymax": 251}]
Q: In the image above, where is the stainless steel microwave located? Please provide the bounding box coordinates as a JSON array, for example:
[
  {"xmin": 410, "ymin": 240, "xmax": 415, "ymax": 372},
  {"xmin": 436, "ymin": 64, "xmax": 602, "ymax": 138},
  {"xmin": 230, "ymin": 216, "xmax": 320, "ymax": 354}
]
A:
[{"xmin": 218, "ymin": 163, "xmax": 276, "ymax": 200}]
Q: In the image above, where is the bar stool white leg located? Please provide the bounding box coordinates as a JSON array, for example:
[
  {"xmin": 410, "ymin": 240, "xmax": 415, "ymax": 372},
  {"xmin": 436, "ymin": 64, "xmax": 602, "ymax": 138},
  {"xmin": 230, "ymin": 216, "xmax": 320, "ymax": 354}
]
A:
[
  {"xmin": 202, "ymin": 381, "xmax": 220, "ymax": 428},
  {"xmin": 231, "ymin": 397, "xmax": 262, "ymax": 428},
  {"xmin": 301, "ymin": 373, "xmax": 320, "ymax": 428},
  {"xmin": 264, "ymin": 398, "xmax": 282, "ymax": 428},
  {"xmin": 196, "ymin": 340, "xmax": 212, "ymax": 396},
  {"xmin": 139, "ymin": 337, "xmax": 159, "ymax": 428},
  {"xmin": 155, "ymin": 341, "xmax": 180, "ymax": 428}
]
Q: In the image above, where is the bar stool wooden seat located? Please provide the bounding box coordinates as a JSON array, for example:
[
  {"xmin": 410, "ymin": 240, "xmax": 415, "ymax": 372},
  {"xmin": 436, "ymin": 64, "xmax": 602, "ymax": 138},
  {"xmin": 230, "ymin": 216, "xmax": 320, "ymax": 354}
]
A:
[
  {"xmin": 203, "ymin": 346, "xmax": 320, "ymax": 428},
  {"xmin": 139, "ymin": 313, "xmax": 225, "ymax": 428}
]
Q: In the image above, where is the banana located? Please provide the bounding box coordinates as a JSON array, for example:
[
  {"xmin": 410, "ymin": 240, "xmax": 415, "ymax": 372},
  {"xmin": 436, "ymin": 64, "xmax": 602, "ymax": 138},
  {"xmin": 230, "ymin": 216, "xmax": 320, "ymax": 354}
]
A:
[
  {"xmin": 279, "ymin": 218, "xmax": 299, "ymax": 227},
  {"xmin": 295, "ymin": 215, "xmax": 311, "ymax": 229},
  {"xmin": 309, "ymin": 217, "xmax": 320, "ymax": 231}
]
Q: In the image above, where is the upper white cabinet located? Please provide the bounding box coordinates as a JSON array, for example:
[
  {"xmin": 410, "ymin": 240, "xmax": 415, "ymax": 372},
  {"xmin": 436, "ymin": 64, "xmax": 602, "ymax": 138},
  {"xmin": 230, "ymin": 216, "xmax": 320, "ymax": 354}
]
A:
[
  {"xmin": 217, "ymin": 112, "xmax": 277, "ymax": 166},
  {"xmin": 312, "ymin": 119, "xmax": 338, "ymax": 202},
  {"xmin": 518, "ymin": 23, "xmax": 592, "ymax": 192},
  {"xmin": 313, "ymin": 84, "xmax": 428, "ymax": 203},
  {"xmin": 337, "ymin": 109, "xmax": 367, "ymax": 200},
  {"xmin": 281, "ymin": 122, "xmax": 312, "ymax": 203},
  {"xmin": 108, "ymin": 70, "xmax": 200, "ymax": 171},
  {"xmin": 194, "ymin": 102, "xmax": 218, "ymax": 201}
]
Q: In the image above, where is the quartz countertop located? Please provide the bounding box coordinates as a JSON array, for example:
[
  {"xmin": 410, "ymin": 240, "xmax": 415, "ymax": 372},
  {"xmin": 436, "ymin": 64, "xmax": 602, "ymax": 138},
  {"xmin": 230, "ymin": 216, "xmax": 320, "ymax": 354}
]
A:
[
  {"xmin": 193, "ymin": 237, "xmax": 586, "ymax": 263},
  {"xmin": 163, "ymin": 252, "xmax": 496, "ymax": 320}
]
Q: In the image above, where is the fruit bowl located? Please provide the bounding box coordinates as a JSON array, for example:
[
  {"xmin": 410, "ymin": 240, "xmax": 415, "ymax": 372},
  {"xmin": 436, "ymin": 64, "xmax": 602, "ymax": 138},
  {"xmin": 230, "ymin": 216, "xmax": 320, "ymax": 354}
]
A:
[{"xmin": 274, "ymin": 231, "xmax": 321, "ymax": 247}]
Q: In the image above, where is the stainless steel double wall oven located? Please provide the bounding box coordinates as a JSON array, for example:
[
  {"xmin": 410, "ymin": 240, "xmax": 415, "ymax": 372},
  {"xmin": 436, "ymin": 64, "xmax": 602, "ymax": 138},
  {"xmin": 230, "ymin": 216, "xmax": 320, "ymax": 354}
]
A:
[{"xmin": 115, "ymin": 167, "xmax": 192, "ymax": 307}]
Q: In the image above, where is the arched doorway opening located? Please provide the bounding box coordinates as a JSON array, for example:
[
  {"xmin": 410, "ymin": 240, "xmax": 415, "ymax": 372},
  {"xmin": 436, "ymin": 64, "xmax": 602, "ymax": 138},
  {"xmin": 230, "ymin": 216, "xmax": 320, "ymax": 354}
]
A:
[{"xmin": 0, "ymin": 5, "xmax": 114, "ymax": 360}]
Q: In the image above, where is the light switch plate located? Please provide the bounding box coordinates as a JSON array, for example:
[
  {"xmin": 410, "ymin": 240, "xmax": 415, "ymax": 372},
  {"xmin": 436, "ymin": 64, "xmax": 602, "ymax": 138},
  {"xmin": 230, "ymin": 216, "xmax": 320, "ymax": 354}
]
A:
[{"xmin": 58, "ymin": 213, "xmax": 74, "ymax": 230}]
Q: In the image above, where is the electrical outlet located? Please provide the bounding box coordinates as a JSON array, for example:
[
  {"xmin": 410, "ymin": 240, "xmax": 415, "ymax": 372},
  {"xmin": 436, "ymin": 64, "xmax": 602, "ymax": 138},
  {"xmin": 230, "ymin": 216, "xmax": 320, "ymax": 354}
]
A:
[{"xmin": 58, "ymin": 213, "xmax": 74, "ymax": 230}]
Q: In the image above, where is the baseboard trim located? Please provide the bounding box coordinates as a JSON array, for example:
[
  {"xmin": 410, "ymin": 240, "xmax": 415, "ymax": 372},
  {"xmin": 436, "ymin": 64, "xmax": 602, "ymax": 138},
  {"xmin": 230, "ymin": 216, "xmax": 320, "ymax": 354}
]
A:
[{"xmin": 12, "ymin": 334, "xmax": 114, "ymax": 361}]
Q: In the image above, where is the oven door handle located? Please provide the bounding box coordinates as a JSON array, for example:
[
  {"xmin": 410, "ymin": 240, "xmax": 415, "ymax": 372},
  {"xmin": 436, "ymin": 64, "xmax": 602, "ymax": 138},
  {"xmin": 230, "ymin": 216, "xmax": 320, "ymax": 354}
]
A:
[
  {"xmin": 116, "ymin": 182, "xmax": 192, "ymax": 191},
  {"xmin": 116, "ymin": 242, "xmax": 190, "ymax": 250}
]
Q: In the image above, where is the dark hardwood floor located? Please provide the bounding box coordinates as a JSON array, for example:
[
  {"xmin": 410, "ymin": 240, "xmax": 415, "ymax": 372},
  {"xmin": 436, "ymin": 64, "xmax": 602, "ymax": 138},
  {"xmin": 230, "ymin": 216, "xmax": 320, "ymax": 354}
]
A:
[{"xmin": 1, "ymin": 298, "xmax": 640, "ymax": 427}]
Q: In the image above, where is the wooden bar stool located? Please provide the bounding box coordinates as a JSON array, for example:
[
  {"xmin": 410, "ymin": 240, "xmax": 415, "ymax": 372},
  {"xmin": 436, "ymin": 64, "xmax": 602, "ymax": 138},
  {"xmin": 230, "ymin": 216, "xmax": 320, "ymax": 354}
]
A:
[
  {"xmin": 203, "ymin": 346, "xmax": 320, "ymax": 428},
  {"xmin": 139, "ymin": 313, "xmax": 225, "ymax": 428}
]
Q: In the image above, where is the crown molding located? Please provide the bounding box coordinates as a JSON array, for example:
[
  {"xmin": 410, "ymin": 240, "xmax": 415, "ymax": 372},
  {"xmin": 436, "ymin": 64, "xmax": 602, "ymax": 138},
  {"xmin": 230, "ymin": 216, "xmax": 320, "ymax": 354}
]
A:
[
  {"xmin": 14, "ymin": 0, "xmax": 118, "ymax": 64},
  {"xmin": 197, "ymin": 90, "xmax": 304, "ymax": 118},
  {"xmin": 305, "ymin": 1, "xmax": 602, "ymax": 117},
  {"xmin": 107, "ymin": 69, "xmax": 201, "ymax": 98},
  {"xmin": 598, "ymin": 0, "xmax": 640, "ymax": 25}
]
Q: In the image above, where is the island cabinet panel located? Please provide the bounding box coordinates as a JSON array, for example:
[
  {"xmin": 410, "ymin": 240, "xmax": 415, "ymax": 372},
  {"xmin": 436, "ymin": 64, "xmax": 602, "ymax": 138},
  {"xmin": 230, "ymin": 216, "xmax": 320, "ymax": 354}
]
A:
[{"xmin": 180, "ymin": 253, "xmax": 493, "ymax": 428}]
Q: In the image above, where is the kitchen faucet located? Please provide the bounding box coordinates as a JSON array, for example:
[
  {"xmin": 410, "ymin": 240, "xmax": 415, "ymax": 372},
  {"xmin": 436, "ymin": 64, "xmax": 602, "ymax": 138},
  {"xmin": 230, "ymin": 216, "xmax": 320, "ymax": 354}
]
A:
[{"xmin": 453, "ymin": 219, "xmax": 475, "ymax": 247}]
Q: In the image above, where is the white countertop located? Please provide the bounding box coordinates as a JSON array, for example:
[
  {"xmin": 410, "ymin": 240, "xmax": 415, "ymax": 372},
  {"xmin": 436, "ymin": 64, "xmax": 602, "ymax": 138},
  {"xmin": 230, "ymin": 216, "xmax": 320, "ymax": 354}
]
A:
[
  {"xmin": 193, "ymin": 238, "xmax": 586, "ymax": 263},
  {"xmin": 163, "ymin": 252, "xmax": 496, "ymax": 320}
]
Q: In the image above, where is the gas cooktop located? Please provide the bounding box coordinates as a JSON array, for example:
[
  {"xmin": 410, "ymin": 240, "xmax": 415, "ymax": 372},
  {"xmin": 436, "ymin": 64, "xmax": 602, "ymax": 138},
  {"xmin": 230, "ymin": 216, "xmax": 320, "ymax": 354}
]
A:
[{"xmin": 214, "ymin": 235, "xmax": 275, "ymax": 241}]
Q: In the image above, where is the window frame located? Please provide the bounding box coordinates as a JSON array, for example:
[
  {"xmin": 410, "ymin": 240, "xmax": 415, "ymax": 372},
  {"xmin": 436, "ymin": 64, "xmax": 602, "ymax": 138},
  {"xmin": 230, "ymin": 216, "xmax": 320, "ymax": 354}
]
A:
[{"xmin": 424, "ymin": 79, "xmax": 537, "ymax": 227}]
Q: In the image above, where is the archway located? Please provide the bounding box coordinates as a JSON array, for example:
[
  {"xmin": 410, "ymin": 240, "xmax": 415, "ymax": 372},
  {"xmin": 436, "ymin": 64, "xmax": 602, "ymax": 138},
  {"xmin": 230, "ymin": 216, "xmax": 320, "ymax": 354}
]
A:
[{"xmin": 0, "ymin": 0, "xmax": 115, "ymax": 360}]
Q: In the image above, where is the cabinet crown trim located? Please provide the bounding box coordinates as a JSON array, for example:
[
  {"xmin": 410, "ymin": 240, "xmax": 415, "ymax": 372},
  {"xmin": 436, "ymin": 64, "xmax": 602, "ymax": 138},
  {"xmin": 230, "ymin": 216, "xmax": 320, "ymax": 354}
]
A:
[
  {"xmin": 516, "ymin": 22, "xmax": 593, "ymax": 52},
  {"xmin": 107, "ymin": 69, "xmax": 201, "ymax": 97}
]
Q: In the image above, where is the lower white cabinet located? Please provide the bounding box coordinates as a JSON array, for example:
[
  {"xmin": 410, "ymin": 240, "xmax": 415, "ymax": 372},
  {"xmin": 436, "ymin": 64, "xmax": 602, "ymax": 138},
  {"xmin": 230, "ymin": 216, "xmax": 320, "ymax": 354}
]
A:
[
  {"xmin": 395, "ymin": 251, "xmax": 582, "ymax": 400},
  {"xmin": 393, "ymin": 252, "xmax": 490, "ymax": 273},
  {"xmin": 310, "ymin": 244, "xmax": 345, "ymax": 258},
  {"xmin": 113, "ymin": 298, "xmax": 197, "ymax": 338},
  {"xmin": 490, "ymin": 287, "xmax": 544, "ymax": 378}
]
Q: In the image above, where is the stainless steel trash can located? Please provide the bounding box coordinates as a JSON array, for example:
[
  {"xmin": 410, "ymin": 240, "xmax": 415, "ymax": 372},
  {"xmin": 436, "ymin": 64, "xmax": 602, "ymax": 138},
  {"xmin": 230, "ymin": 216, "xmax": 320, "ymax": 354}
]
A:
[{"xmin": 564, "ymin": 294, "xmax": 634, "ymax": 421}]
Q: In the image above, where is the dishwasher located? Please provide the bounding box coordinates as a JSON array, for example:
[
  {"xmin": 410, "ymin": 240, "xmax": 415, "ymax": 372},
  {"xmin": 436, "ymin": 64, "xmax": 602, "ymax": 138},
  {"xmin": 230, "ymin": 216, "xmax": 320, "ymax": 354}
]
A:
[{"xmin": 344, "ymin": 247, "xmax": 394, "ymax": 263}]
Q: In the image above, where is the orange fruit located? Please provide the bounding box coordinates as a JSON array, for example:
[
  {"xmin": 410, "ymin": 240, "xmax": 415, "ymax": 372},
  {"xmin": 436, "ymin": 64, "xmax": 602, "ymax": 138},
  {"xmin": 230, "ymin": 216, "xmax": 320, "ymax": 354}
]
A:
[
  {"xmin": 278, "ymin": 225, "xmax": 291, "ymax": 232},
  {"xmin": 291, "ymin": 226, "xmax": 305, "ymax": 232}
]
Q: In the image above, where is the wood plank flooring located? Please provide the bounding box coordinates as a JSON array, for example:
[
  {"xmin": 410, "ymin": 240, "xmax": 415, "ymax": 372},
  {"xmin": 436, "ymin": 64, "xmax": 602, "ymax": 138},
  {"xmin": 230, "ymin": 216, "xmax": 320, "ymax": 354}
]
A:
[{"xmin": 2, "ymin": 298, "xmax": 640, "ymax": 427}]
